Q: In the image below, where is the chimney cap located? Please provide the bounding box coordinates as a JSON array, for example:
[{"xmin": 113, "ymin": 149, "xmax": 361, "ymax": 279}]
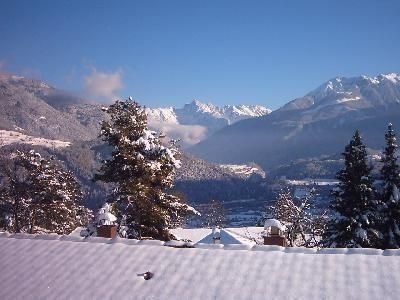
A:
[
  {"xmin": 263, "ymin": 219, "xmax": 286, "ymax": 231},
  {"xmin": 212, "ymin": 226, "xmax": 221, "ymax": 239},
  {"xmin": 97, "ymin": 212, "xmax": 117, "ymax": 225},
  {"xmin": 97, "ymin": 203, "xmax": 117, "ymax": 225}
]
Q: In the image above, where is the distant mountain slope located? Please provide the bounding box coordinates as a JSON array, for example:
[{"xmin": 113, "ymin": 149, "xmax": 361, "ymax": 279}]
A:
[
  {"xmin": 176, "ymin": 153, "xmax": 238, "ymax": 181},
  {"xmin": 0, "ymin": 73, "xmax": 105, "ymax": 141},
  {"xmin": 0, "ymin": 129, "xmax": 71, "ymax": 148},
  {"xmin": 189, "ymin": 73, "xmax": 400, "ymax": 170}
]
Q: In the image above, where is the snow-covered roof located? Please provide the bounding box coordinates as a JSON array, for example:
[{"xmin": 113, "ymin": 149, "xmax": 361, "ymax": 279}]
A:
[
  {"xmin": 170, "ymin": 227, "xmax": 262, "ymax": 245},
  {"xmin": 1, "ymin": 232, "xmax": 400, "ymax": 299}
]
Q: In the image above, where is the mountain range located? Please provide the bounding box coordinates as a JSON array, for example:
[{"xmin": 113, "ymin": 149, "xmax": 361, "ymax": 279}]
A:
[
  {"xmin": 0, "ymin": 73, "xmax": 270, "ymax": 147},
  {"xmin": 189, "ymin": 73, "xmax": 400, "ymax": 171},
  {"xmin": 3, "ymin": 71, "xmax": 400, "ymax": 224},
  {"xmin": 146, "ymin": 100, "xmax": 271, "ymax": 146},
  {"xmin": 3, "ymin": 71, "xmax": 400, "ymax": 177},
  {"xmin": 0, "ymin": 72, "xmax": 269, "ymax": 210}
]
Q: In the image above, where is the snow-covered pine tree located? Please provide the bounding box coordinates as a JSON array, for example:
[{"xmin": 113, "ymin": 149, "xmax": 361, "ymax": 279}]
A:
[
  {"xmin": 323, "ymin": 130, "xmax": 381, "ymax": 248},
  {"xmin": 380, "ymin": 123, "xmax": 400, "ymax": 248},
  {"xmin": 95, "ymin": 98, "xmax": 198, "ymax": 240},
  {"xmin": 0, "ymin": 150, "xmax": 91, "ymax": 234},
  {"xmin": 0, "ymin": 152, "xmax": 31, "ymax": 233}
]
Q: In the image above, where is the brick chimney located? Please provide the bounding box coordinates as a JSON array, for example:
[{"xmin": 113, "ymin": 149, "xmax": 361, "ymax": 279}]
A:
[
  {"xmin": 97, "ymin": 225, "xmax": 117, "ymax": 238},
  {"xmin": 96, "ymin": 203, "xmax": 118, "ymax": 238},
  {"xmin": 263, "ymin": 219, "xmax": 287, "ymax": 247}
]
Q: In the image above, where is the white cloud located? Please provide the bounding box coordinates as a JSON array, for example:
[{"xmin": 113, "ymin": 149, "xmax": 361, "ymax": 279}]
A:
[
  {"xmin": 148, "ymin": 120, "xmax": 208, "ymax": 147},
  {"xmin": 83, "ymin": 68, "xmax": 123, "ymax": 101}
]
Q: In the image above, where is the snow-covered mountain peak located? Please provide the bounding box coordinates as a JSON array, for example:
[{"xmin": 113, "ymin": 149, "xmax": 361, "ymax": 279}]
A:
[
  {"xmin": 358, "ymin": 73, "xmax": 400, "ymax": 85},
  {"xmin": 280, "ymin": 72, "xmax": 400, "ymax": 114},
  {"xmin": 309, "ymin": 73, "xmax": 400, "ymax": 98},
  {"xmin": 378, "ymin": 72, "xmax": 400, "ymax": 83},
  {"xmin": 361, "ymin": 75, "xmax": 380, "ymax": 85},
  {"xmin": 145, "ymin": 107, "xmax": 178, "ymax": 124},
  {"xmin": 180, "ymin": 99, "xmax": 271, "ymax": 119},
  {"xmin": 183, "ymin": 99, "xmax": 219, "ymax": 114},
  {"xmin": 146, "ymin": 100, "xmax": 272, "ymax": 146},
  {"xmin": 177, "ymin": 99, "xmax": 271, "ymax": 120},
  {"xmin": 307, "ymin": 77, "xmax": 346, "ymax": 99}
]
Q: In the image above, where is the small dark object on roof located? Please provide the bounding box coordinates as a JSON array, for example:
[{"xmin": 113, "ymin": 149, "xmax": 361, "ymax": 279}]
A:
[{"xmin": 137, "ymin": 271, "xmax": 153, "ymax": 280}]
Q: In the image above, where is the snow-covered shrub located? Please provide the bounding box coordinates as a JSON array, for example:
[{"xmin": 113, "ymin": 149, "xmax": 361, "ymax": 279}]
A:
[{"xmin": 262, "ymin": 188, "xmax": 325, "ymax": 247}]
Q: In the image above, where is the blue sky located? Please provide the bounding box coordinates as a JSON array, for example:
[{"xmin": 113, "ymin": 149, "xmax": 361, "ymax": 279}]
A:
[{"xmin": 1, "ymin": 0, "xmax": 399, "ymax": 109}]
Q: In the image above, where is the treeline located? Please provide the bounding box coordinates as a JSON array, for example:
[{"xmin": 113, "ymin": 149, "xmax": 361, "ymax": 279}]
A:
[
  {"xmin": 0, "ymin": 99, "xmax": 198, "ymax": 240},
  {"xmin": 324, "ymin": 125, "xmax": 400, "ymax": 249},
  {"xmin": 264, "ymin": 124, "xmax": 400, "ymax": 249}
]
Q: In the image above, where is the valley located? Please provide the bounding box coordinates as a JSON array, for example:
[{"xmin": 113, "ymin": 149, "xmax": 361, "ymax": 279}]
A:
[{"xmin": 1, "ymin": 72, "xmax": 399, "ymax": 226}]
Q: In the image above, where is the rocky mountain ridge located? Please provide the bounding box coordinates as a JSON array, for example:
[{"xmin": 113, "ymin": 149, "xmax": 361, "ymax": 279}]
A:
[
  {"xmin": 145, "ymin": 100, "xmax": 271, "ymax": 146},
  {"xmin": 147, "ymin": 100, "xmax": 270, "ymax": 126},
  {"xmin": 0, "ymin": 73, "xmax": 271, "ymax": 147},
  {"xmin": 189, "ymin": 72, "xmax": 400, "ymax": 171}
]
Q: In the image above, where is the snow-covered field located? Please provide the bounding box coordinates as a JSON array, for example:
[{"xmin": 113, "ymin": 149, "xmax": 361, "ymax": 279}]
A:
[
  {"xmin": 222, "ymin": 198, "xmax": 264, "ymax": 226},
  {"xmin": 0, "ymin": 130, "xmax": 71, "ymax": 149},
  {"xmin": 219, "ymin": 164, "xmax": 265, "ymax": 178},
  {"xmin": 286, "ymin": 178, "xmax": 338, "ymax": 186},
  {"xmin": 1, "ymin": 232, "xmax": 400, "ymax": 299}
]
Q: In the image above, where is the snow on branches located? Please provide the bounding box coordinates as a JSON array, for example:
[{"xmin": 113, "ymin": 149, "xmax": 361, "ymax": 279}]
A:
[
  {"xmin": 0, "ymin": 150, "xmax": 91, "ymax": 234},
  {"xmin": 323, "ymin": 130, "xmax": 382, "ymax": 248},
  {"xmin": 380, "ymin": 123, "xmax": 400, "ymax": 248},
  {"xmin": 95, "ymin": 98, "xmax": 197, "ymax": 240},
  {"xmin": 261, "ymin": 188, "xmax": 326, "ymax": 247}
]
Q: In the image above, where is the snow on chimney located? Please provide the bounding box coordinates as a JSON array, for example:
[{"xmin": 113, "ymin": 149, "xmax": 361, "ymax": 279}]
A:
[
  {"xmin": 96, "ymin": 203, "xmax": 118, "ymax": 238},
  {"xmin": 262, "ymin": 219, "xmax": 287, "ymax": 247},
  {"xmin": 212, "ymin": 226, "xmax": 221, "ymax": 244}
]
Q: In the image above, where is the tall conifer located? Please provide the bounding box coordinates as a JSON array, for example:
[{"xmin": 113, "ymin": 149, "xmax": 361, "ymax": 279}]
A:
[
  {"xmin": 380, "ymin": 123, "xmax": 400, "ymax": 248},
  {"xmin": 95, "ymin": 98, "xmax": 198, "ymax": 240},
  {"xmin": 324, "ymin": 130, "xmax": 381, "ymax": 248}
]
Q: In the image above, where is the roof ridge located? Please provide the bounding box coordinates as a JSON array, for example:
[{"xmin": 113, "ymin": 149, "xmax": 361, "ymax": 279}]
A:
[{"xmin": 1, "ymin": 231, "xmax": 400, "ymax": 256}]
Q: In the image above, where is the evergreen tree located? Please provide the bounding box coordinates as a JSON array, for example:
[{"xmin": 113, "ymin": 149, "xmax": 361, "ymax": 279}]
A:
[
  {"xmin": 380, "ymin": 123, "xmax": 400, "ymax": 248},
  {"xmin": 323, "ymin": 130, "xmax": 381, "ymax": 248},
  {"xmin": 95, "ymin": 98, "xmax": 198, "ymax": 240},
  {"xmin": 0, "ymin": 150, "xmax": 91, "ymax": 234},
  {"xmin": 0, "ymin": 152, "xmax": 31, "ymax": 232}
]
